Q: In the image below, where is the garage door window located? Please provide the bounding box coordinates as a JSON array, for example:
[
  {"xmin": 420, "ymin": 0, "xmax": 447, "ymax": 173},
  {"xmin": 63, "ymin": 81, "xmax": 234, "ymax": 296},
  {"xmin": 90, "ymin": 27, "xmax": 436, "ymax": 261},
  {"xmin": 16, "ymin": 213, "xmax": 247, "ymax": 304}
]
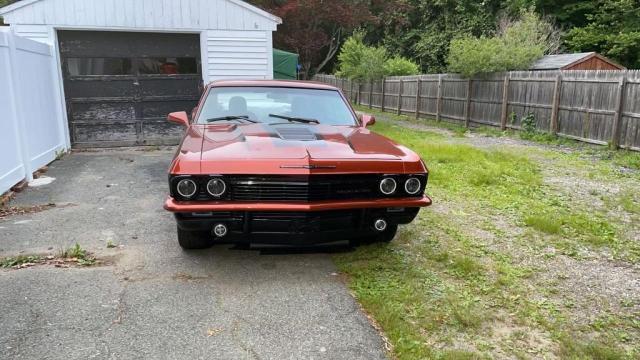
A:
[
  {"xmin": 67, "ymin": 58, "xmax": 134, "ymax": 76},
  {"xmin": 67, "ymin": 57, "xmax": 199, "ymax": 76},
  {"xmin": 138, "ymin": 58, "xmax": 199, "ymax": 75}
]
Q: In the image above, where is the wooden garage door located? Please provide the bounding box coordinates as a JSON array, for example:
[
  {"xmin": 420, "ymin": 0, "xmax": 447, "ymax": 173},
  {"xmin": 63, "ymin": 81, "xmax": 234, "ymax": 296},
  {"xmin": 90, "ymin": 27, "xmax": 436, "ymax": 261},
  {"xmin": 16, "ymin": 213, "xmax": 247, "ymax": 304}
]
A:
[{"xmin": 58, "ymin": 31, "xmax": 202, "ymax": 148}]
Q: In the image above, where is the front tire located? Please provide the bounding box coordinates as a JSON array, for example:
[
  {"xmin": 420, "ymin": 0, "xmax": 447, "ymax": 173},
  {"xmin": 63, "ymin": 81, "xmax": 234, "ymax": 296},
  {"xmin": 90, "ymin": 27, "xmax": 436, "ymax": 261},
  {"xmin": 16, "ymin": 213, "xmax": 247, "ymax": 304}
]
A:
[
  {"xmin": 177, "ymin": 226, "xmax": 212, "ymax": 250},
  {"xmin": 357, "ymin": 224, "xmax": 399, "ymax": 245}
]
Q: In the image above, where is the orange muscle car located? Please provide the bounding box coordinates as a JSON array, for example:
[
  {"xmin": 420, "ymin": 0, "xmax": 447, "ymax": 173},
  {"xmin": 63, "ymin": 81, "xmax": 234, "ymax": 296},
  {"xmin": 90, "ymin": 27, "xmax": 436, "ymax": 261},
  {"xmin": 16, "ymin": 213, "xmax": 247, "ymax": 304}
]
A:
[{"xmin": 164, "ymin": 80, "xmax": 431, "ymax": 249}]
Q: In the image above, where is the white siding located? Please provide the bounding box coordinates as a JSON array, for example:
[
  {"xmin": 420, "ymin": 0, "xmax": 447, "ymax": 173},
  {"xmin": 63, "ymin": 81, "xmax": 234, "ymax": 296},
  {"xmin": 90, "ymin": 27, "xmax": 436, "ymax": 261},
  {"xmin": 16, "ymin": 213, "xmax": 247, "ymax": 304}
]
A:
[
  {"xmin": 1, "ymin": 0, "xmax": 279, "ymax": 31},
  {"xmin": 205, "ymin": 30, "xmax": 270, "ymax": 80}
]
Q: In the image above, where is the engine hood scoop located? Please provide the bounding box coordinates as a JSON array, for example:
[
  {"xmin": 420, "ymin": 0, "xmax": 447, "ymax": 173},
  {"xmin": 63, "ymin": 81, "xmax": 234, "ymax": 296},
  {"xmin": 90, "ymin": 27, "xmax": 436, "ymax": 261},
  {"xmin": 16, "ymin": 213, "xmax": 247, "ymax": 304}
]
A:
[{"xmin": 275, "ymin": 126, "xmax": 318, "ymax": 141}]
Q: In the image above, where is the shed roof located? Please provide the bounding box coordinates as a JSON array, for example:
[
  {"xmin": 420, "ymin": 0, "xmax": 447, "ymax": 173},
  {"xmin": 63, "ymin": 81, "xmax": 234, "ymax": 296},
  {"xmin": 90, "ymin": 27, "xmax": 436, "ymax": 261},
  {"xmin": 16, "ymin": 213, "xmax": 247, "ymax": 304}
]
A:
[
  {"xmin": 529, "ymin": 52, "xmax": 625, "ymax": 70},
  {"xmin": 0, "ymin": 0, "xmax": 282, "ymax": 29}
]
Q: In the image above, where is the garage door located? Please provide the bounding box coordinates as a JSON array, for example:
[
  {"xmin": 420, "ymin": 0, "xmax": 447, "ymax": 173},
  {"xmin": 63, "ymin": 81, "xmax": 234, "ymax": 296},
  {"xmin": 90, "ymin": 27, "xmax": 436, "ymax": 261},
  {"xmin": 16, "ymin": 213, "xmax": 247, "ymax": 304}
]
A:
[{"xmin": 58, "ymin": 31, "xmax": 202, "ymax": 148}]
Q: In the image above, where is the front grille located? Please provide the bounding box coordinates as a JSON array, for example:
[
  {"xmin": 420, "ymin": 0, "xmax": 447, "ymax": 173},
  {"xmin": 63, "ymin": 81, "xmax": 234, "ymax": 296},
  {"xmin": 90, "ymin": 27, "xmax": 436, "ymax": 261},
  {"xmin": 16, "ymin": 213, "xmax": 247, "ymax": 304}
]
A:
[
  {"xmin": 228, "ymin": 175, "xmax": 380, "ymax": 201},
  {"xmin": 170, "ymin": 174, "xmax": 427, "ymax": 202}
]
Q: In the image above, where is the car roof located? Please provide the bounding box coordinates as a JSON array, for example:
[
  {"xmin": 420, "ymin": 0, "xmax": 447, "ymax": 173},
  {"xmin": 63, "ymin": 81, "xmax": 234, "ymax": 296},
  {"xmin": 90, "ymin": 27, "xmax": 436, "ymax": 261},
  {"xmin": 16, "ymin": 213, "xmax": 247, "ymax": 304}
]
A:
[{"xmin": 207, "ymin": 79, "xmax": 340, "ymax": 91}]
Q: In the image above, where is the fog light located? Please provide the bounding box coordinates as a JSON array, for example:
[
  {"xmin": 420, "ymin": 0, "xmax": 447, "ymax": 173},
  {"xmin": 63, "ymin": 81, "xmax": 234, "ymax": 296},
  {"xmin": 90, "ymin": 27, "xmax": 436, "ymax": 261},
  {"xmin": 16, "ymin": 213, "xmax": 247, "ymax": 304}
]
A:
[
  {"xmin": 374, "ymin": 219, "xmax": 387, "ymax": 232},
  {"xmin": 213, "ymin": 224, "xmax": 228, "ymax": 238}
]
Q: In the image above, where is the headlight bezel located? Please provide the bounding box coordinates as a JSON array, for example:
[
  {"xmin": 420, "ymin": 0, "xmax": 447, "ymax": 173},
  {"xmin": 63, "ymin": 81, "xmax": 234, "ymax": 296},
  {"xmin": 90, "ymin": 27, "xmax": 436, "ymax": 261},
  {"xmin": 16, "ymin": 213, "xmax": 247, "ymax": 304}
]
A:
[
  {"xmin": 404, "ymin": 177, "xmax": 422, "ymax": 195},
  {"xmin": 379, "ymin": 177, "xmax": 398, "ymax": 195},
  {"xmin": 378, "ymin": 174, "xmax": 428, "ymax": 197},
  {"xmin": 206, "ymin": 178, "xmax": 227, "ymax": 198},
  {"xmin": 170, "ymin": 175, "xmax": 231, "ymax": 201},
  {"xmin": 175, "ymin": 178, "xmax": 197, "ymax": 199}
]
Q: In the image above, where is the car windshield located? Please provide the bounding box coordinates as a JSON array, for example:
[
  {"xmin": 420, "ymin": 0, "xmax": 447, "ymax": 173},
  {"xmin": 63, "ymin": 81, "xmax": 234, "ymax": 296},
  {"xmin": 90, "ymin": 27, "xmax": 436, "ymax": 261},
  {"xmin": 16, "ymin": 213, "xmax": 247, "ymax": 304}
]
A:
[{"xmin": 196, "ymin": 86, "xmax": 357, "ymax": 126}]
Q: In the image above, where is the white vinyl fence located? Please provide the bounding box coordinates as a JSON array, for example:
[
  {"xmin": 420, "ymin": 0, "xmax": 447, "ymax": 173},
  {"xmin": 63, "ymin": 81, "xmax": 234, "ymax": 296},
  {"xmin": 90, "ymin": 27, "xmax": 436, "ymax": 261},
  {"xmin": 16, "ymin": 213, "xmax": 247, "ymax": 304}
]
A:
[{"xmin": 0, "ymin": 28, "xmax": 67, "ymax": 194}]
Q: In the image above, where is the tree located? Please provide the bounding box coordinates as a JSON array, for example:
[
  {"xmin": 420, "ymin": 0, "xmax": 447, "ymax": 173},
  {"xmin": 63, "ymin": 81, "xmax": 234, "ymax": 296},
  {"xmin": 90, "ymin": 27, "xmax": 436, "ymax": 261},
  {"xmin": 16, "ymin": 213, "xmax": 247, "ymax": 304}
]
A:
[
  {"xmin": 447, "ymin": 8, "xmax": 559, "ymax": 76},
  {"xmin": 251, "ymin": 0, "xmax": 375, "ymax": 79},
  {"xmin": 368, "ymin": 0, "xmax": 504, "ymax": 73},
  {"xmin": 564, "ymin": 0, "xmax": 639, "ymax": 68}
]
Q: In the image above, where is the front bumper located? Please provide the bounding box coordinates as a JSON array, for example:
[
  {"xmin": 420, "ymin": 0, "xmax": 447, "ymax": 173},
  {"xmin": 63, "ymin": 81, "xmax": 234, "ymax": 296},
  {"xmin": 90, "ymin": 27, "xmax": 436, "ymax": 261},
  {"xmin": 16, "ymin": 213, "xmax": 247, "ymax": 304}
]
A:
[
  {"xmin": 164, "ymin": 195, "xmax": 432, "ymax": 212},
  {"xmin": 174, "ymin": 207, "xmax": 422, "ymax": 245}
]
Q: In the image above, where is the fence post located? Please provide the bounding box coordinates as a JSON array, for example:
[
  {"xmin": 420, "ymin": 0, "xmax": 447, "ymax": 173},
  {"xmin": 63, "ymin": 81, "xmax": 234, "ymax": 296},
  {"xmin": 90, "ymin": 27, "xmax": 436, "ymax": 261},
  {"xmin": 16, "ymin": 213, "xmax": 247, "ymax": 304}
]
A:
[
  {"xmin": 611, "ymin": 72, "xmax": 627, "ymax": 149},
  {"xmin": 550, "ymin": 74, "xmax": 562, "ymax": 135},
  {"xmin": 357, "ymin": 82, "xmax": 362, "ymax": 105},
  {"xmin": 351, "ymin": 80, "xmax": 355, "ymax": 102},
  {"xmin": 436, "ymin": 74, "xmax": 443, "ymax": 122},
  {"xmin": 500, "ymin": 73, "xmax": 510, "ymax": 130},
  {"xmin": 6, "ymin": 31, "xmax": 34, "ymax": 182},
  {"xmin": 397, "ymin": 79, "xmax": 403, "ymax": 115},
  {"xmin": 369, "ymin": 80, "xmax": 373, "ymax": 109},
  {"xmin": 415, "ymin": 77, "xmax": 421, "ymax": 119},
  {"xmin": 381, "ymin": 78, "xmax": 386, "ymax": 112},
  {"xmin": 464, "ymin": 79, "xmax": 472, "ymax": 128}
]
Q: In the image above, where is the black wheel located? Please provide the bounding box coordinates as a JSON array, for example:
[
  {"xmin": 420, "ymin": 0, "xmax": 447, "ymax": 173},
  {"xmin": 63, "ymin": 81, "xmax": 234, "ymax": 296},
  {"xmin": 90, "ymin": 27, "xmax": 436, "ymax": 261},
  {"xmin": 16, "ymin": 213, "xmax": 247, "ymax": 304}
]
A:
[
  {"xmin": 357, "ymin": 224, "xmax": 399, "ymax": 245},
  {"xmin": 177, "ymin": 226, "xmax": 212, "ymax": 250},
  {"xmin": 375, "ymin": 224, "xmax": 398, "ymax": 243}
]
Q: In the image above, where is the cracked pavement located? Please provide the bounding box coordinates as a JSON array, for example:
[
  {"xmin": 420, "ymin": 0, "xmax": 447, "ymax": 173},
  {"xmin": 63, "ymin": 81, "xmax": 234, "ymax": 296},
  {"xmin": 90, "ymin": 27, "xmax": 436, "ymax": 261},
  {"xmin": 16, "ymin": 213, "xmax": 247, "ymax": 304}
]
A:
[{"xmin": 0, "ymin": 150, "xmax": 387, "ymax": 360}]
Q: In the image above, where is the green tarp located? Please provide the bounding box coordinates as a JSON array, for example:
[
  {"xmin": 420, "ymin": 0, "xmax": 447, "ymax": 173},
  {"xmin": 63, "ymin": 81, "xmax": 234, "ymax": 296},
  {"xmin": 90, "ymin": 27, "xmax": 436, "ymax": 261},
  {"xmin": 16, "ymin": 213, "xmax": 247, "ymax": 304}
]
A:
[{"xmin": 273, "ymin": 49, "xmax": 299, "ymax": 80}]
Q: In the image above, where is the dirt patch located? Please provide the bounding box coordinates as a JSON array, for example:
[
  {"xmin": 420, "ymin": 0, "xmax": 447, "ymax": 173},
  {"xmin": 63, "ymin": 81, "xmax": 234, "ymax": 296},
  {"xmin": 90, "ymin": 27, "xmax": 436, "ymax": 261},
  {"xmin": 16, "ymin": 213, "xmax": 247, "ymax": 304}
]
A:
[
  {"xmin": 0, "ymin": 203, "xmax": 76, "ymax": 220},
  {"xmin": 0, "ymin": 253, "xmax": 105, "ymax": 270}
]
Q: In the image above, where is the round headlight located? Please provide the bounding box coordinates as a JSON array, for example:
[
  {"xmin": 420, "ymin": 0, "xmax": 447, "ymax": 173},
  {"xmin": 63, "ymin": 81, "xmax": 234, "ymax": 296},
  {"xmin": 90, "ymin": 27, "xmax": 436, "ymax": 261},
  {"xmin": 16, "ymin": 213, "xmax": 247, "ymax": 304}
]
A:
[
  {"xmin": 379, "ymin": 178, "xmax": 397, "ymax": 195},
  {"xmin": 405, "ymin": 177, "xmax": 421, "ymax": 195},
  {"xmin": 176, "ymin": 179, "xmax": 197, "ymax": 198},
  {"xmin": 207, "ymin": 178, "xmax": 226, "ymax": 197}
]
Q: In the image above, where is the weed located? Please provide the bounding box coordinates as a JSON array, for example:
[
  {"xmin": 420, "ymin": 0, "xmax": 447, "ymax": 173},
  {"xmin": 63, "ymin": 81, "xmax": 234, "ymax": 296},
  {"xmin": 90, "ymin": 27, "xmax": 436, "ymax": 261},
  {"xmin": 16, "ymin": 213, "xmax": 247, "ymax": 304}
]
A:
[
  {"xmin": 0, "ymin": 255, "xmax": 42, "ymax": 268},
  {"xmin": 106, "ymin": 240, "xmax": 117, "ymax": 249},
  {"xmin": 55, "ymin": 149, "xmax": 66, "ymax": 161},
  {"xmin": 520, "ymin": 113, "xmax": 537, "ymax": 134},
  {"xmin": 59, "ymin": 243, "xmax": 96, "ymax": 266}
]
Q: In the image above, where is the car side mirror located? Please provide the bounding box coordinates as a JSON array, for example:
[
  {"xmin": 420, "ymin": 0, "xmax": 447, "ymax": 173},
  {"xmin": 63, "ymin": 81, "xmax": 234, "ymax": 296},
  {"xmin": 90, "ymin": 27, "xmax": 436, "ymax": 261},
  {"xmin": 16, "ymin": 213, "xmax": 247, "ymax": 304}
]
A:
[
  {"xmin": 361, "ymin": 114, "xmax": 376, "ymax": 127},
  {"xmin": 168, "ymin": 111, "xmax": 189, "ymax": 127}
]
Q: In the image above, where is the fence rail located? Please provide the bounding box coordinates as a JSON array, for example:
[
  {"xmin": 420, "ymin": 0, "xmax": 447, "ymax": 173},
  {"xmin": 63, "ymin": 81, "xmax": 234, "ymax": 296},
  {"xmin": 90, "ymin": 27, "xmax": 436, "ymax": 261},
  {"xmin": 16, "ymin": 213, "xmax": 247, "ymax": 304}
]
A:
[{"xmin": 314, "ymin": 70, "xmax": 640, "ymax": 151}]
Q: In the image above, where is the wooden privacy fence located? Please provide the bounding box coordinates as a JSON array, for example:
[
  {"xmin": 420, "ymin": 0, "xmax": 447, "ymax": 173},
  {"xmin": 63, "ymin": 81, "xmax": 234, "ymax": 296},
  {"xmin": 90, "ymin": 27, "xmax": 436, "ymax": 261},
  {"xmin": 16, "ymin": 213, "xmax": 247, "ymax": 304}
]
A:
[{"xmin": 314, "ymin": 71, "xmax": 640, "ymax": 151}]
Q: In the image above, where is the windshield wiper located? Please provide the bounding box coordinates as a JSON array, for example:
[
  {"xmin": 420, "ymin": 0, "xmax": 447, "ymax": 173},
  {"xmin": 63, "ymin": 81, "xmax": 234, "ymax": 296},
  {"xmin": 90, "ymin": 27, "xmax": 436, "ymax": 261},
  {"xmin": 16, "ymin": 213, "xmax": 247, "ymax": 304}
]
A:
[
  {"xmin": 205, "ymin": 115, "xmax": 259, "ymax": 123},
  {"xmin": 268, "ymin": 114, "xmax": 320, "ymax": 124}
]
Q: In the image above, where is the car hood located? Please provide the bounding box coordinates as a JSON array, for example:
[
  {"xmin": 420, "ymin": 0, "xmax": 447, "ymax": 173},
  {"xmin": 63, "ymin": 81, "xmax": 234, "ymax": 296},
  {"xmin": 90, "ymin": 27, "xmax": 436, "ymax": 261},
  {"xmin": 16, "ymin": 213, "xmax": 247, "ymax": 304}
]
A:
[
  {"xmin": 172, "ymin": 123, "xmax": 425, "ymax": 175},
  {"xmin": 198, "ymin": 123, "xmax": 406, "ymax": 159}
]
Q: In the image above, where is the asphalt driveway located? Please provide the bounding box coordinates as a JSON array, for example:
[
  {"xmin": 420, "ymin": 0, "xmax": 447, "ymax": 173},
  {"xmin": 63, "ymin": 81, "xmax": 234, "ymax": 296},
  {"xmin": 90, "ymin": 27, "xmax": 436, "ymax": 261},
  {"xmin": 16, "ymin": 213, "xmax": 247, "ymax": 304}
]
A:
[{"xmin": 0, "ymin": 149, "xmax": 387, "ymax": 360}]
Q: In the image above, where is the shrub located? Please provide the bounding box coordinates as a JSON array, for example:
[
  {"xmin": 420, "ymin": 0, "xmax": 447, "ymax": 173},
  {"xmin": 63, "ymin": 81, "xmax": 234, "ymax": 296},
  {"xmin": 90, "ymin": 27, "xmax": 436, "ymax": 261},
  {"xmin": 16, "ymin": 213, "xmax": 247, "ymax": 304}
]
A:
[
  {"xmin": 337, "ymin": 33, "xmax": 418, "ymax": 80},
  {"xmin": 383, "ymin": 56, "xmax": 420, "ymax": 76}
]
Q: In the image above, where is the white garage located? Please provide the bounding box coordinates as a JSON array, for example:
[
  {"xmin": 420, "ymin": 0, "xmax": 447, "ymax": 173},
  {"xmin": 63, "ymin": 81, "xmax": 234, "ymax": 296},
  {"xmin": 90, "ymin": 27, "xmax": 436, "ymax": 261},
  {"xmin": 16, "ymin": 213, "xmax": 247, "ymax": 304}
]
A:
[{"xmin": 0, "ymin": 0, "xmax": 281, "ymax": 147}]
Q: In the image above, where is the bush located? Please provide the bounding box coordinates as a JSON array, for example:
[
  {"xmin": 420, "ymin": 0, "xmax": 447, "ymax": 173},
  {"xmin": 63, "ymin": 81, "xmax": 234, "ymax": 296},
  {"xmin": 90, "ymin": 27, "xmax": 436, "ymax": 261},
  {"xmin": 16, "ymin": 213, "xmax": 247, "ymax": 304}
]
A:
[
  {"xmin": 337, "ymin": 33, "xmax": 419, "ymax": 80},
  {"xmin": 447, "ymin": 8, "xmax": 558, "ymax": 77},
  {"xmin": 383, "ymin": 56, "xmax": 420, "ymax": 76},
  {"xmin": 336, "ymin": 31, "xmax": 369, "ymax": 80},
  {"xmin": 336, "ymin": 32, "xmax": 387, "ymax": 81}
]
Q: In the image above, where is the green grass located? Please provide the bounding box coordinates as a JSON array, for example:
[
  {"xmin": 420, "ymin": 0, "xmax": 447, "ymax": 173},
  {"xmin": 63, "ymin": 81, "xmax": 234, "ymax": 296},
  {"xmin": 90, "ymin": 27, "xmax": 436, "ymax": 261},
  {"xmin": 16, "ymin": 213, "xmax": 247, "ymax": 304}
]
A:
[{"xmin": 334, "ymin": 109, "xmax": 639, "ymax": 359}]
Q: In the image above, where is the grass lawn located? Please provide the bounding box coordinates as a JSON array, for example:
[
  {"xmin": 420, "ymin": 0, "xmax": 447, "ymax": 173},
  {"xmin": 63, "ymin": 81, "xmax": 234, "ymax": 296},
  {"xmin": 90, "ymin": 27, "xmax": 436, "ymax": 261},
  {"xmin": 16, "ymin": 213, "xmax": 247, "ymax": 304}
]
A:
[{"xmin": 334, "ymin": 106, "xmax": 640, "ymax": 359}]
